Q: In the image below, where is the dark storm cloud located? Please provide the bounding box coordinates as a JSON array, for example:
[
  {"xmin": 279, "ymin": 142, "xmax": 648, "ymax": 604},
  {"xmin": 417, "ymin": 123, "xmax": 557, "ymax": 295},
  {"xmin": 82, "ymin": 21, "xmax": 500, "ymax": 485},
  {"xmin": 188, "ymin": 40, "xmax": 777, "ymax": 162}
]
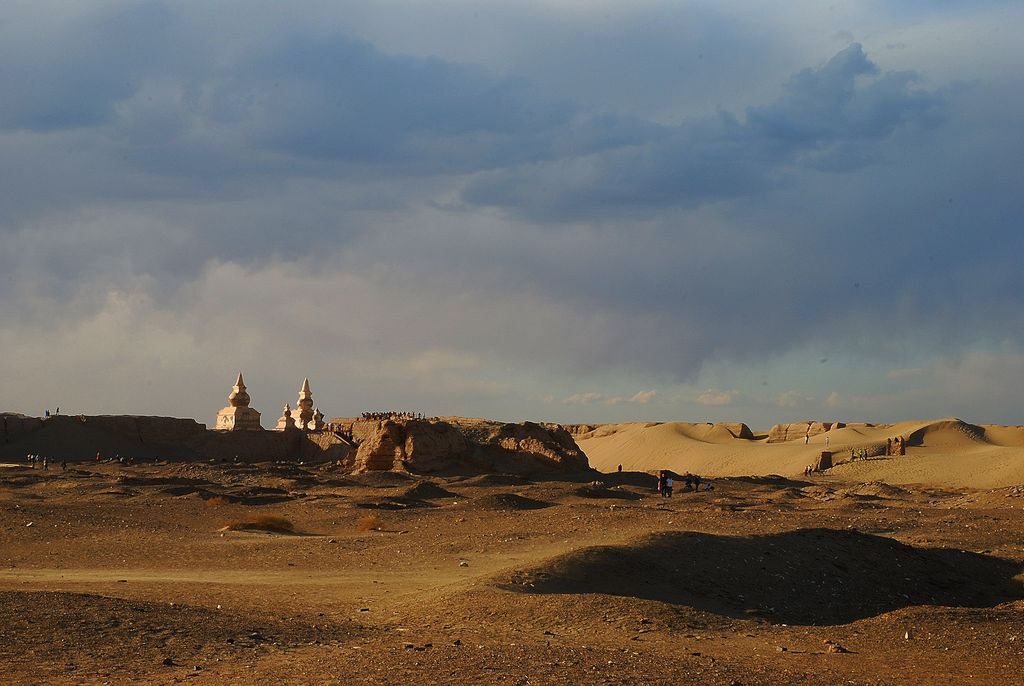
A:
[
  {"xmin": 231, "ymin": 34, "xmax": 574, "ymax": 164},
  {"xmin": 462, "ymin": 45, "xmax": 947, "ymax": 219},
  {"xmin": 0, "ymin": 3, "xmax": 173, "ymax": 131}
]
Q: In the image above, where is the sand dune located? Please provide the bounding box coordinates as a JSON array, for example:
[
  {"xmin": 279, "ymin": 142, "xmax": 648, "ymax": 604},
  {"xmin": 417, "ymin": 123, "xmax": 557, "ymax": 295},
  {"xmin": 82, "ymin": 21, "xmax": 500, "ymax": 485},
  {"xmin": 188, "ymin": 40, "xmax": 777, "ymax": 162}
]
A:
[{"xmin": 578, "ymin": 418, "xmax": 1024, "ymax": 488}]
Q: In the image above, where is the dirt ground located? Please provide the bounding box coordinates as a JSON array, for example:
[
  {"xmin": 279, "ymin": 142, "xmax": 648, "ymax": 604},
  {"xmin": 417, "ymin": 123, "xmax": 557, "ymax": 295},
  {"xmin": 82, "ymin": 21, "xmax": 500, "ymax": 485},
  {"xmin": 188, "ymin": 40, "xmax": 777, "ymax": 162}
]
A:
[{"xmin": 2, "ymin": 461, "xmax": 1023, "ymax": 684}]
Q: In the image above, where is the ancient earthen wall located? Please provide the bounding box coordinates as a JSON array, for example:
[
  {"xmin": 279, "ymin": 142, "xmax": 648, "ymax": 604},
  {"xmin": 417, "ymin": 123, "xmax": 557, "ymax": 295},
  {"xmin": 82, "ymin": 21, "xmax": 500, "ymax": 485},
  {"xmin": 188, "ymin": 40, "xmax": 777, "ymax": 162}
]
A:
[
  {"xmin": 1, "ymin": 413, "xmax": 44, "ymax": 440},
  {"xmin": 767, "ymin": 421, "xmax": 845, "ymax": 443},
  {"xmin": 81, "ymin": 415, "xmax": 209, "ymax": 445}
]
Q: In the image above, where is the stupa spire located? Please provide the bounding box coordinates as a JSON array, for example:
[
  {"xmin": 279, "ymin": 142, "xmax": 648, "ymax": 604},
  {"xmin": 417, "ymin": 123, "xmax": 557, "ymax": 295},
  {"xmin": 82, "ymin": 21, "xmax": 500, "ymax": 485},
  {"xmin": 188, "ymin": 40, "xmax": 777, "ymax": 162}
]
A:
[{"xmin": 228, "ymin": 372, "xmax": 251, "ymax": 408}]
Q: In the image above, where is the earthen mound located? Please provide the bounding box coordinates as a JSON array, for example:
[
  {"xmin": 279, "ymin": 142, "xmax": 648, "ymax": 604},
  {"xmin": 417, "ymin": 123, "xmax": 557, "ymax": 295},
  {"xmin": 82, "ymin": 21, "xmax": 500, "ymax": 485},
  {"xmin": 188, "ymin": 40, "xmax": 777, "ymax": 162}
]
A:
[
  {"xmin": 457, "ymin": 474, "xmax": 535, "ymax": 487},
  {"xmin": 499, "ymin": 528, "xmax": 1023, "ymax": 625},
  {"xmin": 473, "ymin": 493, "xmax": 551, "ymax": 511},
  {"xmin": 401, "ymin": 481, "xmax": 460, "ymax": 500},
  {"xmin": 906, "ymin": 418, "xmax": 986, "ymax": 448},
  {"xmin": 222, "ymin": 515, "xmax": 298, "ymax": 534},
  {"xmin": 838, "ymin": 482, "xmax": 911, "ymax": 499},
  {"xmin": 348, "ymin": 471, "xmax": 417, "ymax": 488}
]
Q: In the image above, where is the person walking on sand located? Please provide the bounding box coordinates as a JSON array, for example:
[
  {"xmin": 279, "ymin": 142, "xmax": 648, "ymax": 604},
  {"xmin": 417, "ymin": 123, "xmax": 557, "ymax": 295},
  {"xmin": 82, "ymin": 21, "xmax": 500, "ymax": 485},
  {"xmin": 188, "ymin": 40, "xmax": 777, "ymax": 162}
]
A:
[
  {"xmin": 61, "ymin": 459, "xmax": 67, "ymax": 471},
  {"xmin": 665, "ymin": 475, "xmax": 673, "ymax": 498},
  {"xmin": 825, "ymin": 435, "xmax": 830, "ymax": 449},
  {"xmin": 42, "ymin": 456, "xmax": 48, "ymax": 471},
  {"xmin": 804, "ymin": 434, "xmax": 809, "ymax": 445}
]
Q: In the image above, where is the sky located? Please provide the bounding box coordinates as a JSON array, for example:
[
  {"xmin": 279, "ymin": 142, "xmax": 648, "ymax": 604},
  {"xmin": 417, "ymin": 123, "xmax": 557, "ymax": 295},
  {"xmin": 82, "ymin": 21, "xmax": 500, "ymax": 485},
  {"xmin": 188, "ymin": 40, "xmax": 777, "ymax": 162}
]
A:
[{"xmin": 1, "ymin": 0, "xmax": 1022, "ymax": 428}]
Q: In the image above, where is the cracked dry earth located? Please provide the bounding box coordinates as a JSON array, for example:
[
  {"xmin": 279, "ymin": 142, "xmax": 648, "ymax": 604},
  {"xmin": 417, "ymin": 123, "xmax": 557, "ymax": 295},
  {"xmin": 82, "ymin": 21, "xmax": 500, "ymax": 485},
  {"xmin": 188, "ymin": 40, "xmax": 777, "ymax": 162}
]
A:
[{"xmin": 1, "ymin": 462, "xmax": 1024, "ymax": 684}]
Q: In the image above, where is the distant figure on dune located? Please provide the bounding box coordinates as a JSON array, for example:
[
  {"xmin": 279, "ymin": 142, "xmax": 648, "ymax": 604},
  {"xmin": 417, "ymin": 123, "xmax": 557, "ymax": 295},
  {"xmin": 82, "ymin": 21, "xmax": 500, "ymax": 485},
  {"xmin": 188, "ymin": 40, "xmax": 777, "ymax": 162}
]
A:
[
  {"xmin": 825, "ymin": 435, "xmax": 830, "ymax": 448},
  {"xmin": 804, "ymin": 434, "xmax": 809, "ymax": 444},
  {"xmin": 617, "ymin": 464, "xmax": 622, "ymax": 473},
  {"xmin": 665, "ymin": 476, "xmax": 673, "ymax": 498}
]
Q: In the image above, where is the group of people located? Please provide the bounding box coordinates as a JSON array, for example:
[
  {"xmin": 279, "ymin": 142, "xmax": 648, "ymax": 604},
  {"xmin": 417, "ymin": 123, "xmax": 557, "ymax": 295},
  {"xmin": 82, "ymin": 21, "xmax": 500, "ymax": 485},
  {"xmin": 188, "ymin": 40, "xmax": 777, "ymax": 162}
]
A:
[
  {"xmin": 94, "ymin": 452, "xmax": 136, "ymax": 465},
  {"xmin": 26, "ymin": 454, "xmax": 65, "ymax": 471},
  {"xmin": 657, "ymin": 470, "xmax": 712, "ymax": 497},
  {"xmin": 359, "ymin": 411, "xmax": 429, "ymax": 421}
]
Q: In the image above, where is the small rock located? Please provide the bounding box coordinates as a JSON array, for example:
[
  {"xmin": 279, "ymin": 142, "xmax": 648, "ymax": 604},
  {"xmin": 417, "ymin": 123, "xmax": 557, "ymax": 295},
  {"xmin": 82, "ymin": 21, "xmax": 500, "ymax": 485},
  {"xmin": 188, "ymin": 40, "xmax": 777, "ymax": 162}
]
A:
[
  {"xmin": 824, "ymin": 640, "xmax": 850, "ymax": 654},
  {"xmin": 25, "ymin": 522, "xmax": 34, "ymax": 527},
  {"xmin": 459, "ymin": 560, "xmax": 469, "ymax": 567},
  {"xmin": 776, "ymin": 646, "xmax": 787, "ymax": 653},
  {"xmin": 453, "ymin": 639, "xmax": 462, "ymax": 646},
  {"xmin": 162, "ymin": 657, "xmax": 174, "ymax": 666},
  {"xmin": 403, "ymin": 642, "xmax": 415, "ymax": 650},
  {"xmin": 904, "ymin": 631, "xmax": 912, "ymax": 640}
]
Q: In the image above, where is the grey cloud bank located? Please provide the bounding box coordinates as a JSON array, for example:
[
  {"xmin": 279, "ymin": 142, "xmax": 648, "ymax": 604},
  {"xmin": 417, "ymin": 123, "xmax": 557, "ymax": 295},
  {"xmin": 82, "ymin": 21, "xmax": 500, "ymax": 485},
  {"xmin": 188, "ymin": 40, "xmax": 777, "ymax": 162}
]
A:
[{"xmin": 1, "ymin": 1, "xmax": 1022, "ymax": 426}]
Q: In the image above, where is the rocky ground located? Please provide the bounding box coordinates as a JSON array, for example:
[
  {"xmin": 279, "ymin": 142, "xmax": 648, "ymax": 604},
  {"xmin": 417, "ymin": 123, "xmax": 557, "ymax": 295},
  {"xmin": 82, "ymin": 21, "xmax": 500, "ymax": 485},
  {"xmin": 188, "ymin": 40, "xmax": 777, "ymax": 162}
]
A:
[{"xmin": 1, "ymin": 461, "xmax": 1023, "ymax": 684}]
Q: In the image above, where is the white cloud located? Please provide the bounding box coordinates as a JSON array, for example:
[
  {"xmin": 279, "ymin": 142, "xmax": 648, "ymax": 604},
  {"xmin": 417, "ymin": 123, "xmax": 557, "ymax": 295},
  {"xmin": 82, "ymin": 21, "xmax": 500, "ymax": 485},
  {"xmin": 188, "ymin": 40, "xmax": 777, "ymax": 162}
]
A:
[
  {"xmin": 695, "ymin": 389, "xmax": 738, "ymax": 406},
  {"xmin": 628, "ymin": 389, "xmax": 657, "ymax": 404}
]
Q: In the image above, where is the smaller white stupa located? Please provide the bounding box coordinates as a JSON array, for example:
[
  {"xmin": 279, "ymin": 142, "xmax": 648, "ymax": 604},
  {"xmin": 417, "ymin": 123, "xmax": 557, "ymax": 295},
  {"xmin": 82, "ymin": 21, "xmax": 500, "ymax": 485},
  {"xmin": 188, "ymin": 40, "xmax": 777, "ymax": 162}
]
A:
[
  {"xmin": 293, "ymin": 378, "xmax": 325, "ymax": 431},
  {"xmin": 274, "ymin": 403, "xmax": 297, "ymax": 431}
]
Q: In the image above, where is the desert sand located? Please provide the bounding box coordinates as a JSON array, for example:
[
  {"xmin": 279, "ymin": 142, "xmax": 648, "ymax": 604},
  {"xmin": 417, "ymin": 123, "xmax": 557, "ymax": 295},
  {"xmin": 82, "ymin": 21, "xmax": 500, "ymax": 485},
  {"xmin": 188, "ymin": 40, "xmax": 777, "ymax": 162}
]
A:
[
  {"xmin": 1, "ymin": 416, "xmax": 1023, "ymax": 684},
  {"xmin": 578, "ymin": 418, "xmax": 1024, "ymax": 489}
]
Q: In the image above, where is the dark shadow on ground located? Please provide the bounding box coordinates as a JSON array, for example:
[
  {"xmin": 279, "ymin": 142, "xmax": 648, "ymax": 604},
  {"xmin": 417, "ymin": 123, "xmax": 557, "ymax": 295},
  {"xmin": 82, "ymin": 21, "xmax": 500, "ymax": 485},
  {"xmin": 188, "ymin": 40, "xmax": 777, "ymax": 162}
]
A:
[{"xmin": 500, "ymin": 528, "xmax": 1024, "ymax": 625}]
